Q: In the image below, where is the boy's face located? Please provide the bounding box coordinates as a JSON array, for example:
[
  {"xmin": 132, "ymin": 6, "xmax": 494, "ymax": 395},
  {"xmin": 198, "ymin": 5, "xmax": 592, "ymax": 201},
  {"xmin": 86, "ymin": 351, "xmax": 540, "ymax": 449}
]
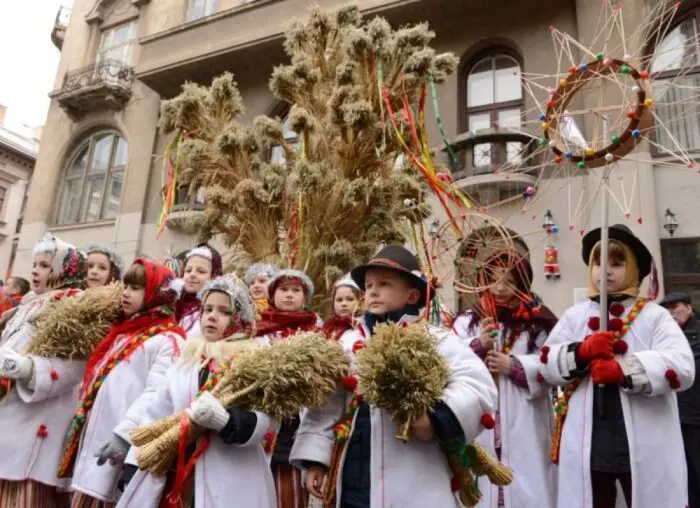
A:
[
  {"xmin": 364, "ymin": 268, "xmax": 419, "ymax": 315},
  {"xmin": 121, "ymin": 283, "xmax": 146, "ymax": 317},
  {"xmin": 591, "ymin": 257, "xmax": 627, "ymax": 293},
  {"xmin": 249, "ymin": 276, "xmax": 271, "ymax": 300},
  {"xmin": 201, "ymin": 291, "xmax": 232, "ymax": 341},
  {"xmin": 273, "ymin": 282, "xmax": 305, "ymax": 311}
]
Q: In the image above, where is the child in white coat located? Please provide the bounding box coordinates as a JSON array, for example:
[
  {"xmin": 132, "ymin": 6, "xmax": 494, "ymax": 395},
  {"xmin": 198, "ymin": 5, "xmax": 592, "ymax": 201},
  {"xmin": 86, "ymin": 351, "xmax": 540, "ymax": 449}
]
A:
[
  {"xmin": 117, "ymin": 274, "xmax": 277, "ymax": 508},
  {"xmin": 540, "ymin": 224, "xmax": 695, "ymax": 508},
  {"xmin": 0, "ymin": 234, "xmax": 87, "ymax": 507},
  {"xmin": 61, "ymin": 258, "xmax": 186, "ymax": 507},
  {"xmin": 291, "ymin": 244, "xmax": 498, "ymax": 508},
  {"xmin": 453, "ymin": 252, "xmax": 557, "ymax": 508}
]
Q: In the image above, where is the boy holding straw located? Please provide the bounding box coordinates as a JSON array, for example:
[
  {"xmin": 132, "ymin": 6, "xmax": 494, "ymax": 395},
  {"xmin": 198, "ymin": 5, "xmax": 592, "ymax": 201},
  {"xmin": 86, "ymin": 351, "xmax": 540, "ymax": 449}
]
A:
[{"xmin": 291, "ymin": 245, "xmax": 497, "ymax": 508}]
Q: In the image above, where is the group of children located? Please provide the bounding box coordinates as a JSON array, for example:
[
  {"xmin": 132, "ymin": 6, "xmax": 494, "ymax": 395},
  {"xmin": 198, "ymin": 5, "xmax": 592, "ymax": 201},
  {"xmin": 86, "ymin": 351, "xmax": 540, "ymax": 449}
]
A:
[{"xmin": 0, "ymin": 224, "xmax": 694, "ymax": 507}]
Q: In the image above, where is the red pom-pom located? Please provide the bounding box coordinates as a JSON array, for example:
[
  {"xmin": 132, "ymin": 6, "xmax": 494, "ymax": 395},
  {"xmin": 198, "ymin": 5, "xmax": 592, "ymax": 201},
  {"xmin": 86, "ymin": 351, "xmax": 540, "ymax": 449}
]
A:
[
  {"xmin": 37, "ymin": 424, "xmax": 48, "ymax": 438},
  {"xmin": 671, "ymin": 379, "xmax": 681, "ymax": 390},
  {"xmin": 665, "ymin": 369, "xmax": 678, "ymax": 381},
  {"xmin": 609, "ymin": 302, "xmax": 625, "ymax": 317},
  {"xmin": 50, "ymin": 370, "xmax": 59, "ymax": 381},
  {"xmin": 608, "ymin": 318, "xmax": 624, "ymax": 332},
  {"xmin": 352, "ymin": 341, "xmax": 366, "ymax": 353},
  {"xmin": 612, "ymin": 341, "xmax": 628, "ymax": 355},
  {"xmin": 541, "ymin": 346, "xmax": 550, "ymax": 355},
  {"xmin": 536, "ymin": 373, "xmax": 545, "ymax": 384},
  {"xmin": 343, "ymin": 374, "xmax": 358, "ymax": 392},
  {"xmin": 450, "ymin": 476, "xmax": 461, "ymax": 492},
  {"xmin": 588, "ymin": 316, "xmax": 600, "ymax": 331},
  {"xmin": 480, "ymin": 413, "xmax": 496, "ymax": 429},
  {"xmin": 540, "ymin": 351, "xmax": 549, "ymax": 364}
]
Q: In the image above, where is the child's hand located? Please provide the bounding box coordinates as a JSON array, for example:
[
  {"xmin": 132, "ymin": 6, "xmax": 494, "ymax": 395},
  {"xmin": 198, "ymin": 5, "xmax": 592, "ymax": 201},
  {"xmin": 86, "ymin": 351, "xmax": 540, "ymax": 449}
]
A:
[
  {"xmin": 305, "ymin": 465, "xmax": 327, "ymax": 499},
  {"xmin": 486, "ymin": 350, "xmax": 512, "ymax": 375},
  {"xmin": 480, "ymin": 318, "xmax": 498, "ymax": 350},
  {"xmin": 411, "ymin": 411, "xmax": 435, "ymax": 441}
]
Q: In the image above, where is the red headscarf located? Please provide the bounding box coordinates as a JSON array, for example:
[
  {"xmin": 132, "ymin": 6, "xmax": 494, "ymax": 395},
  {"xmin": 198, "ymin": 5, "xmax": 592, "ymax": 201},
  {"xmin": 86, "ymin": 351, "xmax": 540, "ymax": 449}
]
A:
[{"xmin": 80, "ymin": 259, "xmax": 185, "ymax": 395}]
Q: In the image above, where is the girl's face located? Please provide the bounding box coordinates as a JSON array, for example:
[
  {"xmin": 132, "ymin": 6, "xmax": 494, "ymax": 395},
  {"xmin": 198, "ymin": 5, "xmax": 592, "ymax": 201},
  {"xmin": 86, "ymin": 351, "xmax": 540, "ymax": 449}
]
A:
[
  {"xmin": 200, "ymin": 291, "xmax": 232, "ymax": 342},
  {"xmin": 249, "ymin": 275, "xmax": 271, "ymax": 300},
  {"xmin": 121, "ymin": 283, "xmax": 146, "ymax": 317},
  {"xmin": 31, "ymin": 252, "xmax": 54, "ymax": 295},
  {"xmin": 334, "ymin": 286, "xmax": 359, "ymax": 317},
  {"xmin": 183, "ymin": 256, "xmax": 213, "ymax": 295},
  {"xmin": 489, "ymin": 268, "xmax": 518, "ymax": 306},
  {"xmin": 273, "ymin": 282, "xmax": 305, "ymax": 311},
  {"xmin": 592, "ymin": 257, "xmax": 627, "ymax": 293},
  {"xmin": 85, "ymin": 253, "xmax": 112, "ymax": 288}
]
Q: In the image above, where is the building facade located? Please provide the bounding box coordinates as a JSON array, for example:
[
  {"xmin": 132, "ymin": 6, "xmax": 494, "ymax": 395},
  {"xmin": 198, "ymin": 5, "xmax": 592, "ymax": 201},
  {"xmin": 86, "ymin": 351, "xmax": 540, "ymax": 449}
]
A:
[
  {"xmin": 0, "ymin": 106, "xmax": 37, "ymax": 279},
  {"xmin": 16, "ymin": 0, "xmax": 700, "ymax": 315}
]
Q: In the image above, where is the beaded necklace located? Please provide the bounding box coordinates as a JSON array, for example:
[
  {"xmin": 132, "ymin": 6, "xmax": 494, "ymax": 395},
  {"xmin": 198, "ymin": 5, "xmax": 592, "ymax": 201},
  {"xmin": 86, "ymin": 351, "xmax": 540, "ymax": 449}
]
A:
[
  {"xmin": 550, "ymin": 298, "xmax": 647, "ymax": 464},
  {"xmin": 57, "ymin": 322, "xmax": 179, "ymax": 478}
]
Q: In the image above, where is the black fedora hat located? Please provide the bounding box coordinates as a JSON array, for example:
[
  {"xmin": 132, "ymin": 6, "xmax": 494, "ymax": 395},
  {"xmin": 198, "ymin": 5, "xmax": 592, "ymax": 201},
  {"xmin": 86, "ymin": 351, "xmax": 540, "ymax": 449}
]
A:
[
  {"xmin": 350, "ymin": 244, "xmax": 429, "ymax": 305},
  {"xmin": 659, "ymin": 292, "xmax": 692, "ymax": 308},
  {"xmin": 581, "ymin": 224, "xmax": 653, "ymax": 280}
]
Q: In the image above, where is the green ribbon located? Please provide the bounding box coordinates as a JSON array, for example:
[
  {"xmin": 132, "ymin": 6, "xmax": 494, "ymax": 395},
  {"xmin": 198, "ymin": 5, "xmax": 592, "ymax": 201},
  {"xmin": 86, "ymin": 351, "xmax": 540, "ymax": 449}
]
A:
[{"xmin": 429, "ymin": 78, "xmax": 458, "ymax": 171}]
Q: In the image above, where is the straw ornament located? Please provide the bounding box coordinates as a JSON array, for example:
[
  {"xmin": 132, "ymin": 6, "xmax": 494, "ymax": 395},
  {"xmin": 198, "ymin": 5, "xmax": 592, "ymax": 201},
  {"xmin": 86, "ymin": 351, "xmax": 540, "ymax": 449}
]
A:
[{"xmin": 131, "ymin": 331, "xmax": 348, "ymax": 474}]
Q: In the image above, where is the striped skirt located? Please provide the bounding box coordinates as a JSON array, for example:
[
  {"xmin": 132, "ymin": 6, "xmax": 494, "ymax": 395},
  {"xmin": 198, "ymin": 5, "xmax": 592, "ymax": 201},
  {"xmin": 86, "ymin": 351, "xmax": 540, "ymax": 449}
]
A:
[
  {"xmin": 70, "ymin": 492, "xmax": 115, "ymax": 508},
  {"xmin": 0, "ymin": 479, "xmax": 70, "ymax": 508},
  {"xmin": 273, "ymin": 463, "xmax": 308, "ymax": 508}
]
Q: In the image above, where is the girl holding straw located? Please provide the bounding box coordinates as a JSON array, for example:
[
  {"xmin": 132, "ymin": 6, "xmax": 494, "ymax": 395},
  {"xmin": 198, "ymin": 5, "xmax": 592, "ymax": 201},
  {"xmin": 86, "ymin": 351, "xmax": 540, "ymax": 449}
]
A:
[
  {"xmin": 62, "ymin": 259, "xmax": 186, "ymax": 508},
  {"xmin": 117, "ymin": 274, "xmax": 276, "ymax": 508},
  {"xmin": 453, "ymin": 251, "xmax": 557, "ymax": 508},
  {"xmin": 0, "ymin": 233, "xmax": 86, "ymax": 507}
]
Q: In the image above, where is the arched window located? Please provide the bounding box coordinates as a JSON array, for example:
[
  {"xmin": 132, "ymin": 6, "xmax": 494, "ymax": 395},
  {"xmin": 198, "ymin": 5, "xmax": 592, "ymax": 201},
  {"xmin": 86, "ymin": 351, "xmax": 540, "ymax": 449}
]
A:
[
  {"xmin": 651, "ymin": 12, "xmax": 700, "ymax": 151},
  {"xmin": 56, "ymin": 131, "xmax": 127, "ymax": 225},
  {"xmin": 463, "ymin": 52, "xmax": 523, "ymax": 168}
]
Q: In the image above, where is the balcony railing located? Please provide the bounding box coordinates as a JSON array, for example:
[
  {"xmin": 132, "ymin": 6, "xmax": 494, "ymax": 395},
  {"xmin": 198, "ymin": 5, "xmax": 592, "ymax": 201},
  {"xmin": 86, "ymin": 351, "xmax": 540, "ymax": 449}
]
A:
[
  {"xmin": 50, "ymin": 59, "xmax": 134, "ymax": 119},
  {"xmin": 51, "ymin": 6, "xmax": 71, "ymax": 50}
]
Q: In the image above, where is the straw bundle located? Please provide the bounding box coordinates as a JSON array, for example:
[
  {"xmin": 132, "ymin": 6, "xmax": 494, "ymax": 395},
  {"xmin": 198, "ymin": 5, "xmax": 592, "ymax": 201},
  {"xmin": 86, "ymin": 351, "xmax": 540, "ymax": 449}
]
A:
[
  {"xmin": 27, "ymin": 284, "xmax": 122, "ymax": 360},
  {"xmin": 354, "ymin": 321, "xmax": 512, "ymax": 504},
  {"xmin": 355, "ymin": 321, "xmax": 449, "ymax": 441},
  {"xmin": 131, "ymin": 331, "xmax": 348, "ymax": 474},
  {"xmin": 157, "ymin": 4, "xmax": 458, "ymax": 309}
]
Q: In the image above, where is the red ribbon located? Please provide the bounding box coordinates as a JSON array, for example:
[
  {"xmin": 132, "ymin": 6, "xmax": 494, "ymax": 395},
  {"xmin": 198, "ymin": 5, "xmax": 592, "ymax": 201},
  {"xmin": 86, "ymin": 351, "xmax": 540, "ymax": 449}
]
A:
[{"xmin": 166, "ymin": 412, "xmax": 210, "ymax": 507}]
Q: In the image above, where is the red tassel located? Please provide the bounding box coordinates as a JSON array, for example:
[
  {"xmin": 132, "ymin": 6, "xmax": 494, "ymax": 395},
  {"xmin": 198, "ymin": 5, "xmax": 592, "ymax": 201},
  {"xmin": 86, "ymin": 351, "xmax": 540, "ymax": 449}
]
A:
[
  {"xmin": 608, "ymin": 318, "xmax": 624, "ymax": 332},
  {"xmin": 352, "ymin": 341, "xmax": 366, "ymax": 353},
  {"xmin": 612, "ymin": 341, "xmax": 628, "ymax": 355},
  {"xmin": 50, "ymin": 370, "xmax": 59, "ymax": 381},
  {"xmin": 343, "ymin": 375, "xmax": 358, "ymax": 392},
  {"xmin": 480, "ymin": 413, "xmax": 496, "ymax": 429},
  {"xmin": 588, "ymin": 316, "xmax": 600, "ymax": 331},
  {"xmin": 37, "ymin": 424, "xmax": 48, "ymax": 438},
  {"xmin": 540, "ymin": 346, "xmax": 550, "ymax": 364},
  {"xmin": 609, "ymin": 302, "xmax": 625, "ymax": 317},
  {"xmin": 670, "ymin": 379, "xmax": 681, "ymax": 390},
  {"xmin": 665, "ymin": 369, "xmax": 678, "ymax": 381}
]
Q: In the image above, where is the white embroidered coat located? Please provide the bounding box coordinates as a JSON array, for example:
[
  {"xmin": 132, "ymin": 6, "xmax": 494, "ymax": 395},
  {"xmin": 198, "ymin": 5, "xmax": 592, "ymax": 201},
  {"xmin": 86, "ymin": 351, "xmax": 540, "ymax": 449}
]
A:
[
  {"xmin": 453, "ymin": 314, "xmax": 556, "ymax": 508},
  {"xmin": 290, "ymin": 315, "xmax": 498, "ymax": 508},
  {"xmin": 540, "ymin": 299, "xmax": 694, "ymax": 508},
  {"xmin": 116, "ymin": 362, "xmax": 277, "ymax": 508},
  {"xmin": 69, "ymin": 330, "xmax": 185, "ymax": 502},
  {"xmin": 0, "ymin": 297, "xmax": 85, "ymax": 489}
]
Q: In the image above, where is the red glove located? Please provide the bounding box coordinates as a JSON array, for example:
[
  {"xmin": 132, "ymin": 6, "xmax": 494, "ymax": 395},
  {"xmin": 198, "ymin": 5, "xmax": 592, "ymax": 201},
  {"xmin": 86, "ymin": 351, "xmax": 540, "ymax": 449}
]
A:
[
  {"xmin": 576, "ymin": 331, "xmax": 615, "ymax": 363},
  {"xmin": 590, "ymin": 359, "xmax": 625, "ymax": 385}
]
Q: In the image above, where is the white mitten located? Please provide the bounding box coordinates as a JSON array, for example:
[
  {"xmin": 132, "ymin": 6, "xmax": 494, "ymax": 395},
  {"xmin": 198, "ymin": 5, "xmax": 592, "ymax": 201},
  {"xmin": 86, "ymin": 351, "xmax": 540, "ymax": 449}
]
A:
[
  {"xmin": 0, "ymin": 349, "xmax": 33, "ymax": 381},
  {"xmin": 186, "ymin": 392, "xmax": 230, "ymax": 431}
]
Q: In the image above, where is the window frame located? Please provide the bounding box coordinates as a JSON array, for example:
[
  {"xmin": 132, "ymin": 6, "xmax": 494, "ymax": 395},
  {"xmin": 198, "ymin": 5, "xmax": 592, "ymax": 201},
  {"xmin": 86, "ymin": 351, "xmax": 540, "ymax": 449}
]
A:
[
  {"xmin": 97, "ymin": 20, "xmax": 138, "ymax": 65},
  {"xmin": 661, "ymin": 236, "xmax": 700, "ymax": 291},
  {"xmin": 649, "ymin": 9, "xmax": 700, "ymax": 156},
  {"xmin": 54, "ymin": 131, "xmax": 127, "ymax": 226},
  {"xmin": 186, "ymin": 0, "xmax": 217, "ymax": 22}
]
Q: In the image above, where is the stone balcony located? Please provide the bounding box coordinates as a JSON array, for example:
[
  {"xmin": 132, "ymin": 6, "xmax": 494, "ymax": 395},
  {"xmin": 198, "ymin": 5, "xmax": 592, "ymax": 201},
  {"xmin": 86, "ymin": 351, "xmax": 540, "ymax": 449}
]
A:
[
  {"xmin": 166, "ymin": 187, "xmax": 206, "ymax": 235},
  {"xmin": 51, "ymin": 6, "xmax": 71, "ymax": 50},
  {"xmin": 50, "ymin": 60, "xmax": 134, "ymax": 120},
  {"xmin": 447, "ymin": 128, "xmax": 539, "ymax": 207},
  {"xmin": 134, "ymin": 0, "xmax": 465, "ymax": 96}
]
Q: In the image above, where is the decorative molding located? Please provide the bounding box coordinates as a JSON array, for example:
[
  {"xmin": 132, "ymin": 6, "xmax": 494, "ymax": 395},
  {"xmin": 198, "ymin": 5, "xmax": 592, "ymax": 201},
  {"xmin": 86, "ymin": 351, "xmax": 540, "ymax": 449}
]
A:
[{"xmin": 85, "ymin": 0, "xmax": 138, "ymax": 24}]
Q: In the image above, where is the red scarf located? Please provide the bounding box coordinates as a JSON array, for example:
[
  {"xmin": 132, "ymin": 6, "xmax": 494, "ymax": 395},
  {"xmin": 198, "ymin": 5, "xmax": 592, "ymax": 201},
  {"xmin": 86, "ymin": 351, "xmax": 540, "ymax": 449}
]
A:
[
  {"xmin": 80, "ymin": 259, "xmax": 185, "ymax": 395},
  {"xmin": 255, "ymin": 307, "xmax": 318, "ymax": 338},
  {"xmin": 322, "ymin": 314, "xmax": 354, "ymax": 341}
]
